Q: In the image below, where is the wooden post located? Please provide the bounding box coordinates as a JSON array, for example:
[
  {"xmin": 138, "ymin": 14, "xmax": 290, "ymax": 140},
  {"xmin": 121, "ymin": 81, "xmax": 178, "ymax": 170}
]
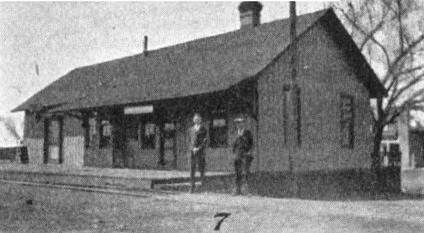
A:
[
  {"xmin": 157, "ymin": 107, "xmax": 166, "ymax": 166},
  {"xmin": 290, "ymin": 1, "xmax": 299, "ymax": 144},
  {"xmin": 289, "ymin": 1, "xmax": 300, "ymax": 196}
]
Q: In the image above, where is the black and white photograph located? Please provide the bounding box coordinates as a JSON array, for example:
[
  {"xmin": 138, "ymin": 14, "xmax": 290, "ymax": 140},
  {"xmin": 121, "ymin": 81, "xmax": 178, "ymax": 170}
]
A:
[{"xmin": 0, "ymin": 0, "xmax": 424, "ymax": 232}]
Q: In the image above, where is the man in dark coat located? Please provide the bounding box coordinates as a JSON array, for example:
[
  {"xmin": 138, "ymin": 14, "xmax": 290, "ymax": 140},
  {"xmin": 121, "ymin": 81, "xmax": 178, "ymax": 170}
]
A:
[
  {"xmin": 232, "ymin": 115, "xmax": 254, "ymax": 195},
  {"xmin": 188, "ymin": 113, "xmax": 208, "ymax": 193}
]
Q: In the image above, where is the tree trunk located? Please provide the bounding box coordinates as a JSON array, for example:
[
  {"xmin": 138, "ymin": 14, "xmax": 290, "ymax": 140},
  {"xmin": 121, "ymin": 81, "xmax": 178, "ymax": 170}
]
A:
[
  {"xmin": 371, "ymin": 97, "xmax": 385, "ymax": 192},
  {"xmin": 371, "ymin": 121, "xmax": 384, "ymax": 192},
  {"xmin": 371, "ymin": 125, "xmax": 382, "ymax": 170}
]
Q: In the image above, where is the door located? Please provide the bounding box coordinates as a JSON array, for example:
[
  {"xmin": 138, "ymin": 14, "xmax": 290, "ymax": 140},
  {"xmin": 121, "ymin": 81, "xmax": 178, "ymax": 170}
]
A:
[
  {"xmin": 44, "ymin": 118, "xmax": 63, "ymax": 164},
  {"xmin": 388, "ymin": 143, "xmax": 401, "ymax": 167},
  {"xmin": 162, "ymin": 122, "xmax": 177, "ymax": 168},
  {"xmin": 125, "ymin": 114, "xmax": 157, "ymax": 169},
  {"xmin": 411, "ymin": 132, "xmax": 424, "ymax": 168}
]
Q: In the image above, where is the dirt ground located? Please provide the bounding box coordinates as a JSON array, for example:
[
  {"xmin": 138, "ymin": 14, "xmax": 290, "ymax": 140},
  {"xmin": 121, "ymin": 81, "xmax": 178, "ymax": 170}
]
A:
[{"xmin": 0, "ymin": 182, "xmax": 423, "ymax": 233}]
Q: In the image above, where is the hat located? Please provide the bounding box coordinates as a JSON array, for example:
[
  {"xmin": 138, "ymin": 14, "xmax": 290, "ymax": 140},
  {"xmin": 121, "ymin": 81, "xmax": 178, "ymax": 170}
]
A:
[{"xmin": 234, "ymin": 114, "xmax": 246, "ymax": 122}]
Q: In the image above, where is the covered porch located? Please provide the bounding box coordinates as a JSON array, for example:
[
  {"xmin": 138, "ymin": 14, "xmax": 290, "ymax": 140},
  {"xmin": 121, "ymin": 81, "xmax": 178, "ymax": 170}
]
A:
[{"xmin": 41, "ymin": 80, "xmax": 258, "ymax": 172}]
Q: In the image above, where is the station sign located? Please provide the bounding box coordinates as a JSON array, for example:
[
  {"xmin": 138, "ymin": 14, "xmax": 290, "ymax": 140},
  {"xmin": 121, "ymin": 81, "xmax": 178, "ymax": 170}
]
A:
[{"xmin": 124, "ymin": 105, "xmax": 153, "ymax": 114}]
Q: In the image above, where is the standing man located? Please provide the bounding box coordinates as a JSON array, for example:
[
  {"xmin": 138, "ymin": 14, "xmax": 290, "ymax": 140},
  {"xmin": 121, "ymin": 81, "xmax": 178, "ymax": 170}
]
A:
[
  {"xmin": 188, "ymin": 113, "xmax": 208, "ymax": 193},
  {"xmin": 233, "ymin": 115, "xmax": 254, "ymax": 195}
]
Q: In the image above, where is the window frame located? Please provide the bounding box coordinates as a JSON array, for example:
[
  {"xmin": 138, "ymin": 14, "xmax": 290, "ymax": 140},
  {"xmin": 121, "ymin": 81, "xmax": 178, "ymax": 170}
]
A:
[
  {"xmin": 99, "ymin": 119, "xmax": 112, "ymax": 148},
  {"xmin": 139, "ymin": 122, "xmax": 156, "ymax": 150},
  {"xmin": 163, "ymin": 122, "xmax": 176, "ymax": 139},
  {"xmin": 340, "ymin": 93, "xmax": 355, "ymax": 149},
  {"xmin": 83, "ymin": 114, "xmax": 97, "ymax": 148},
  {"xmin": 283, "ymin": 87, "xmax": 290, "ymax": 145},
  {"xmin": 209, "ymin": 112, "xmax": 228, "ymax": 148},
  {"xmin": 125, "ymin": 115, "xmax": 139, "ymax": 141},
  {"xmin": 44, "ymin": 116, "xmax": 63, "ymax": 164}
]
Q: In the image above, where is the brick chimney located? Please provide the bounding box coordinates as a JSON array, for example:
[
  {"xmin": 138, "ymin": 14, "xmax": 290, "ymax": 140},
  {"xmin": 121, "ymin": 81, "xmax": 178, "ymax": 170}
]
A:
[
  {"xmin": 143, "ymin": 35, "xmax": 148, "ymax": 56},
  {"xmin": 238, "ymin": 1, "xmax": 263, "ymax": 29}
]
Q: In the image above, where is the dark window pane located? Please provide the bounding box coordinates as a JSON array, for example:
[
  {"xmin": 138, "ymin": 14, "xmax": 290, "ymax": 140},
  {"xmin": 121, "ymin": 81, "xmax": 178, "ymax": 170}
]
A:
[
  {"xmin": 164, "ymin": 123, "xmax": 176, "ymax": 139},
  {"xmin": 141, "ymin": 123, "xmax": 156, "ymax": 149},
  {"xmin": 87, "ymin": 117, "xmax": 97, "ymax": 147},
  {"xmin": 48, "ymin": 120, "xmax": 60, "ymax": 146},
  {"xmin": 340, "ymin": 95, "xmax": 354, "ymax": 148},
  {"xmin": 389, "ymin": 144, "xmax": 401, "ymax": 165},
  {"xmin": 102, "ymin": 120, "xmax": 111, "ymax": 137},
  {"xmin": 126, "ymin": 118, "xmax": 138, "ymax": 140},
  {"xmin": 100, "ymin": 120, "xmax": 111, "ymax": 148},
  {"xmin": 210, "ymin": 118, "xmax": 228, "ymax": 148}
]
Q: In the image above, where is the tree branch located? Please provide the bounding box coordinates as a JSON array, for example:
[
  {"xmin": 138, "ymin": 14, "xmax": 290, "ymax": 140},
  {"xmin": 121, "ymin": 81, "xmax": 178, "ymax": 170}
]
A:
[
  {"xmin": 386, "ymin": 96, "xmax": 424, "ymax": 125},
  {"xmin": 338, "ymin": 7, "xmax": 392, "ymax": 68},
  {"xmin": 359, "ymin": 19, "xmax": 386, "ymax": 50},
  {"xmin": 386, "ymin": 83, "xmax": 424, "ymax": 117},
  {"xmin": 393, "ymin": 65, "xmax": 424, "ymax": 78},
  {"xmin": 397, "ymin": 0, "xmax": 405, "ymax": 53},
  {"xmin": 385, "ymin": 34, "xmax": 424, "ymax": 82},
  {"xmin": 392, "ymin": 72, "xmax": 424, "ymax": 102}
]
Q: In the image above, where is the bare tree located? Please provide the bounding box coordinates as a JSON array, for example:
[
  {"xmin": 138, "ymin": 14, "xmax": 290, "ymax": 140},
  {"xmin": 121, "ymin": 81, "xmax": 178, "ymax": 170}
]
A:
[
  {"xmin": 333, "ymin": 0, "xmax": 424, "ymax": 180},
  {"xmin": 0, "ymin": 115, "xmax": 22, "ymax": 143}
]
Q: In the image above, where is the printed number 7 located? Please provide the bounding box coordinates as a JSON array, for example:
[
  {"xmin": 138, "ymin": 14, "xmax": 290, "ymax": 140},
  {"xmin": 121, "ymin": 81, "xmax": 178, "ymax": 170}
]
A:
[{"xmin": 214, "ymin": 212, "xmax": 231, "ymax": 231}]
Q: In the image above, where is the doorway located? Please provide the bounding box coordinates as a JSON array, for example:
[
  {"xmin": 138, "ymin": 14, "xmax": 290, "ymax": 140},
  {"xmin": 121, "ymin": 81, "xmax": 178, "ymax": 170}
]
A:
[
  {"xmin": 44, "ymin": 118, "xmax": 63, "ymax": 164},
  {"xmin": 124, "ymin": 114, "xmax": 157, "ymax": 169},
  {"xmin": 410, "ymin": 131, "xmax": 424, "ymax": 168},
  {"xmin": 161, "ymin": 122, "xmax": 178, "ymax": 169}
]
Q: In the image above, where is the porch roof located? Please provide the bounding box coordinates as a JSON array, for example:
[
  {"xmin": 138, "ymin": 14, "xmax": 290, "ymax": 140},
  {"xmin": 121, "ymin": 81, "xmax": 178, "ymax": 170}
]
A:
[{"xmin": 12, "ymin": 8, "xmax": 386, "ymax": 113}]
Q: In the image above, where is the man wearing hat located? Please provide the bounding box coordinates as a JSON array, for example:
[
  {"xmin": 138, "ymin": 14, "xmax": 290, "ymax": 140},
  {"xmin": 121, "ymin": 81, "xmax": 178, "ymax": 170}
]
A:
[
  {"xmin": 232, "ymin": 114, "xmax": 254, "ymax": 195},
  {"xmin": 188, "ymin": 113, "xmax": 208, "ymax": 193}
]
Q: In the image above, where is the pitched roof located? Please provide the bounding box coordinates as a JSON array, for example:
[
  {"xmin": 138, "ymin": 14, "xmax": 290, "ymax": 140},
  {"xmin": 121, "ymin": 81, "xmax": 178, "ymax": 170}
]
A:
[{"xmin": 12, "ymin": 8, "xmax": 385, "ymax": 113}]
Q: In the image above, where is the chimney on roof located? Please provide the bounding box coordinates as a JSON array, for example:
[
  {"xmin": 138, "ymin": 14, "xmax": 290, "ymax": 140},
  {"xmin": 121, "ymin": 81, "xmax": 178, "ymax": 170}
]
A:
[
  {"xmin": 143, "ymin": 35, "xmax": 148, "ymax": 55},
  {"xmin": 238, "ymin": 1, "xmax": 263, "ymax": 29}
]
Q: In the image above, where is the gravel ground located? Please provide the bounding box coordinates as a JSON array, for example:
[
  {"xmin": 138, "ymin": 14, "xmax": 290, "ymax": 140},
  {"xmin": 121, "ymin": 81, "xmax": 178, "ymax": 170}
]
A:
[{"xmin": 0, "ymin": 182, "xmax": 423, "ymax": 233}]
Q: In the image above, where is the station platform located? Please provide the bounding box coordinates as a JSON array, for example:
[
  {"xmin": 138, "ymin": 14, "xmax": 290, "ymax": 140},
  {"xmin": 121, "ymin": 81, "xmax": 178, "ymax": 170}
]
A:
[{"xmin": 0, "ymin": 163, "xmax": 233, "ymax": 191}]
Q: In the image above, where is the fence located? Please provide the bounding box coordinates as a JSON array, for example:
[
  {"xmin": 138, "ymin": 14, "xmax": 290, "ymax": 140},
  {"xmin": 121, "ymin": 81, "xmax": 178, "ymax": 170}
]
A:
[{"xmin": 0, "ymin": 146, "xmax": 28, "ymax": 163}]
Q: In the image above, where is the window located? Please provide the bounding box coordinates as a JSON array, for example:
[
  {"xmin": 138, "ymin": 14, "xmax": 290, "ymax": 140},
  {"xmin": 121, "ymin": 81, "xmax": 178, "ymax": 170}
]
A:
[
  {"xmin": 388, "ymin": 144, "xmax": 401, "ymax": 167},
  {"xmin": 124, "ymin": 115, "xmax": 156, "ymax": 149},
  {"xmin": 282, "ymin": 85, "xmax": 301, "ymax": 146},
  {"xmin": 140, "ymin": 123, "xmax": 156, "ymax": 149},
  {"xmin": 295, "ymin": 88, "xmax": 301, "ymax": 146},
  {"xmin": 382, "ymin": 123, "xmax": 398, "ymax": 140},
  {"xmin": 340, "ymin": 94, "xmax": 354, "ymax": 148},
  {"xmin": 83, "ymin": 117, "xmax": 97, "ymax": 147},
  {"xmin": 48, "ymin": 119, "xmax": 61, "ymax": 146},
  {"xmin": 164, "ymin": 122, "xmax": 176, "ymax": 139},
  {"xmin": 125, "ymin": 117, "xmax": 139, "ymax": 141},
  {"xmin": 45, "ymin": 117, "xmax": 63, "ymax": 164},
  {"xmin": 100, "ymin": 120, "xmax": 112, "ymax": 148},
  {"xmin": 283, "ymin": 89, "xmax": 289, "ymax": 145},
  {"xmin": 381, "ymin": 143, "xmax": 388, "ymax": 167},
  {"xmin": 209, "ymin": 117, "xmax": 228, "ymax": 148}
]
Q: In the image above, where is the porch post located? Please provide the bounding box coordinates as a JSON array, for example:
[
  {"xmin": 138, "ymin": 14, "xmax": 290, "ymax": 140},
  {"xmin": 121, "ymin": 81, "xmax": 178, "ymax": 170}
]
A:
[
  {"xmin": 110, "ymin": 108, "xmax": 126, "ymax": 168},
  {"xmin": 157, "ymin": 107, "xmax": 166, "ymax": 166}
]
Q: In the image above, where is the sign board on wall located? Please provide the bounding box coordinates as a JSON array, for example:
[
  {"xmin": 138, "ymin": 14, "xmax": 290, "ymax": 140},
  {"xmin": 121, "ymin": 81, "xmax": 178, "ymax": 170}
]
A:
[{"xmin": 124, "ymin": 105, "xmax": 154, "ymax": 115}]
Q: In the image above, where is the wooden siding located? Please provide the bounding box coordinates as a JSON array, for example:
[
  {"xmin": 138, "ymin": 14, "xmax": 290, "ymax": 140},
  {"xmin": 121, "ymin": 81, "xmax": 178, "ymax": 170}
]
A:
[{"xmin": 257, "ymin": 21, "xmax": 373, "ymax": 172}]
